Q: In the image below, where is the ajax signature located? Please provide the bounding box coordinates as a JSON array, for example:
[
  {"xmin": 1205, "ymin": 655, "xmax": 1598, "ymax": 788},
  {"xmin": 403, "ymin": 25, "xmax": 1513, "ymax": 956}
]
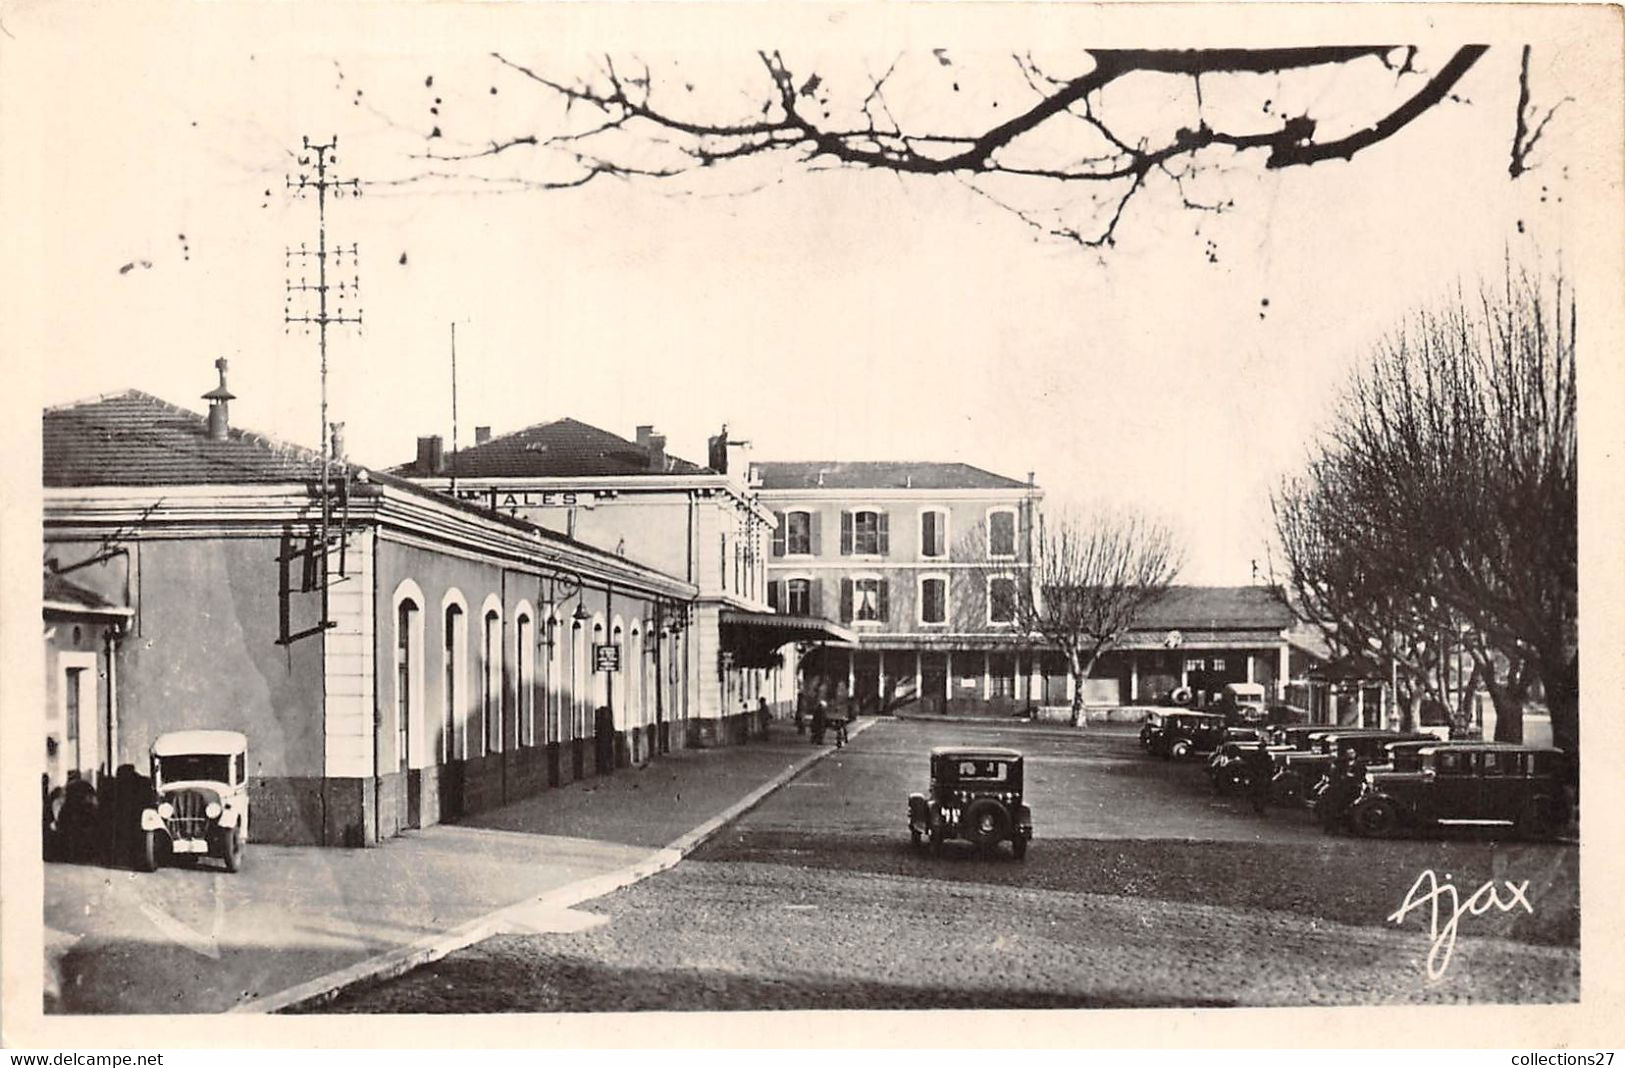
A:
[{"xmin": 1387, "ymin": 869, "xmax": 1532, "ymax": 979}]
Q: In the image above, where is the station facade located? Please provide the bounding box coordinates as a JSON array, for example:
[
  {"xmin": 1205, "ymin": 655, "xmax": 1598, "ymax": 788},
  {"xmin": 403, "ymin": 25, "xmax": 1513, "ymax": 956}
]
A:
[{"xmin": 43, "ymin": 380, "xmax": 697, "ymax": 847}]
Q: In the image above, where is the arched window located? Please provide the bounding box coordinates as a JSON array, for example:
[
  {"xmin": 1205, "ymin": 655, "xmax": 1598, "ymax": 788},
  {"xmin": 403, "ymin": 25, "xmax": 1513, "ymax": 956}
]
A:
[
  {"xmin": 395, "ymin": 600, "xmax": 418, "ymax": 771},
  {"xmin": 570, "ymin": 621, "xmax": 584, "ymax": 739},
  {"xmin": 442, "ymin": 603, "xmax": 465, "ymax": 762},
  {"xmin": 516, "ymin": 611, "xmax": 535, "ymax": 746},
  {"xmin": 482, "ymin": 609, "xmax": 502, "ymax": 755}
]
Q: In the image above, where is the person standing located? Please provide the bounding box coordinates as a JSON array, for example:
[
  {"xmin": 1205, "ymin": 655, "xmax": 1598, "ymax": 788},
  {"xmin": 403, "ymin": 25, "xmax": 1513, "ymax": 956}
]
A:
[{"xmin": 1247, "ymin": 741, "xmax": 1274, "ymax": 815}]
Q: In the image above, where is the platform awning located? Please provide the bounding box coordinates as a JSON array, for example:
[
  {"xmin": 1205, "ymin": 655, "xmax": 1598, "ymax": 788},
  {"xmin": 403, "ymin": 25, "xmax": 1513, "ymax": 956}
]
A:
[{"xmin": 718, "ymin": 610, "xmax": 856, "ymax": 667}]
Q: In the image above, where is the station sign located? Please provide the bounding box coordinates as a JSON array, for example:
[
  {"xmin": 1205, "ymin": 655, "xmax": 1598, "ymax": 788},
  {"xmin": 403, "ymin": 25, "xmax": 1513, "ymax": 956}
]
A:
[{"xmin": 594, "ymin": 643, "xmax": 621, "ymax": 673}]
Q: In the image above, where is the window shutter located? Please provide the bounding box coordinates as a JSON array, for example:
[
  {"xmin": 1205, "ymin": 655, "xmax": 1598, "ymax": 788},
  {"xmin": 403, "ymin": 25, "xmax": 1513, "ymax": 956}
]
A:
[
  {"xmin": 772, "ymin": 512, "xmax": 786, "ymax": 557},
  {"xmin": 767, "ymin": 580, "xmax": 781, "ymax": 611},
  {"xmin": 877, "ymin": 512, "xmax": 890, "ymax": 555},
  {"xmin": 1017, "ymin": 503, "xmax": 1031, "ymax": 560},
  {"xmin": 839, "ymin": 578, "xmax": 853, "ymax": 623},
  {"xmin": 809, "ymin": 578, "xmax": 823, "ymax": 619},
  {"xmin": 840, "ymin": 511, "xmax": 853, "ymax": 555},
  {"xmin": 878, "ymin": 579, "xmax": 890, "ymax": 622},
  {"xmin": 810, "ymin": 512, "xmax": 822, "ymax": 556},
  {"xmin": 920, "ymin": 512, "xmax": 933, "ymax": 556}
]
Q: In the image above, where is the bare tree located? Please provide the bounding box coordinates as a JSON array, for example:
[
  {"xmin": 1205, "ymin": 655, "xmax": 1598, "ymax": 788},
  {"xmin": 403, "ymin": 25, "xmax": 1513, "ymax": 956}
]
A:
[
  {"xmin": 388, "ymin": 46, "xmax": 1499, "ymax": 248},
  {"xmin": 1274, "ymin": 264, "xmax": 1576, "ymax": 766},
  {"xmin": 963, "ymin": 508, "xmax": 1182, "ymax": 725}
]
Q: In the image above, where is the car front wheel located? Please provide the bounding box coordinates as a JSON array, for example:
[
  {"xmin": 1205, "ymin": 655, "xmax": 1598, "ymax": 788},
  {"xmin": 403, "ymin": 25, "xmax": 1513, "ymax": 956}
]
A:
[
  {"xmin": 138, "ymin": 830, "xmax": 160, "ymax": 873},
  {"xmin": 222, "ymin": 826, "xmax": 244, "ymax": 873},
  {"xmin": 1352, "ymin": 798, "xmax": 1399, "ymax": 838},
  {"xmin": 1169, "ymin": 740, "xmax": 1191, "ymax": 761}
]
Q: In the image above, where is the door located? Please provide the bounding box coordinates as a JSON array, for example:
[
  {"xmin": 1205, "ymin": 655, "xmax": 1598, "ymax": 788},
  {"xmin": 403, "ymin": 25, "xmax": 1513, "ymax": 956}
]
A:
[
  {"xmin": 1428, "ymin": 750, "xmax": 1483, "ymax": 820},
  {"xmin": 53, "ymin": 654, "xmax": 100, "ymax": 786}
]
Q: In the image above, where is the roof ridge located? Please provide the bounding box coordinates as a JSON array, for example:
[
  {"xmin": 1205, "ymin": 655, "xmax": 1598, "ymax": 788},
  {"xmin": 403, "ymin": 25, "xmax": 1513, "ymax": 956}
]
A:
[
  {"xmin": 459, "ymin": 416, "xmax": 569, "ymax": 452},
  {"xmin": 44, "ymin": 387, "xmax": 164, "ymax": 413}
]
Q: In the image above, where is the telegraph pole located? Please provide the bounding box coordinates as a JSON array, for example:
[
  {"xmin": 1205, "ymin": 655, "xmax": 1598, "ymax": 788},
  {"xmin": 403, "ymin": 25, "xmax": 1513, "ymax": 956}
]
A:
[{"xmin": 285, "ymin": 136, "xmax": 362, "ymax": 620}]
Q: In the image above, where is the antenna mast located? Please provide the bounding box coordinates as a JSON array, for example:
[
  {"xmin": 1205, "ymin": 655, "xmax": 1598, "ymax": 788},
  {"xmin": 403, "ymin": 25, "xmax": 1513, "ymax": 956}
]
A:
[
  {"xmin": 450, "ymin": 321, "xmax": 458, "ymax": 496},
  {"xmin": 285, "ymin": 136, "xmax": 363, "ymax": 624}
]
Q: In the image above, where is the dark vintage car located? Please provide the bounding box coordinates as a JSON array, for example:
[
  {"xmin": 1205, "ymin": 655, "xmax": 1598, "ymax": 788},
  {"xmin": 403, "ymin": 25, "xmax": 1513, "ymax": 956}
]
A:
[
  {"xmin": 1208, "ymin": 733, "xmax": 1292, "ymax": 793},
  {"xmin": 1271, "ymin": 730, "xmax": 1422, "ymax": 804},
  {"xmin": 1212, "ymin": 683, "xmax": 1269, "ymax": 726},
  {"xmin": 1145, "ymin": 711, "xmax": 1228, "ymax": 760},
  {"xmin": 908, "ymin": 746, "xmax": 1033, "ymax": 859},
  {"xmin": 1345, "ymin": 743, "xmax": 1571, "ymax": 839},
  {"xmin": 1266, "ymin": 724, "xmax": 1331, "ymax": 749},
  {"xmin": 1139, "ymin": 711, "xmax": 1166, "ymax": 751},
  {"xmin": 1299, "ymin": 731, "xmax": 1443, "ymax": 803}
]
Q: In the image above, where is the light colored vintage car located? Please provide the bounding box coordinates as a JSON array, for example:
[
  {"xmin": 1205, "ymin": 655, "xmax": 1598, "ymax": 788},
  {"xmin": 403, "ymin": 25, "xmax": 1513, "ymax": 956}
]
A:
[{"xmin": 138, "ymin": 730, "xmax": 249, "ymax": 873}]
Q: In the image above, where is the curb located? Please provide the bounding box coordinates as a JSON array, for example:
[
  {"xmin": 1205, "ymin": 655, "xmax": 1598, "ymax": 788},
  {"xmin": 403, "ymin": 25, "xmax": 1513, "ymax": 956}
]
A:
[{"xmin": 232, "ymin": 718, "xmax": 878, "ymax": 1014}]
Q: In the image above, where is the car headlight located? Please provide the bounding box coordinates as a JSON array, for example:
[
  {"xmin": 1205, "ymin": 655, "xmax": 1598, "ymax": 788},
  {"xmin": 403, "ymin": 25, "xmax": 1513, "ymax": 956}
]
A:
[
  {"xmin": 206, "ymin": 801, "xmax": 222, "ymax": 818},
  {"xmin": 157, "ymin": 802, "xmax": 174, "ymax": 819}
]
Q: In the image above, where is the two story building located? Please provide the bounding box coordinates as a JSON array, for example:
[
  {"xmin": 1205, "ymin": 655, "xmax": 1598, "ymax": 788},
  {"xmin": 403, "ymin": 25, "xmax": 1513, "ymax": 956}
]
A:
[
  {"xmin": 755, "ymin": 461, "xmax": 1043, "ymax": 714},
  {"xmin": 391, "ymin": 420, "xmax": 849, "ymax": 745}
]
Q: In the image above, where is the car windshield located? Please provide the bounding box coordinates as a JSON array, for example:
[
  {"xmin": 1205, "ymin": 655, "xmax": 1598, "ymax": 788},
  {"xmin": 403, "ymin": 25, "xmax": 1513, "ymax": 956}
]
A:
[{"xmin": 156, "ymin": 754, "xmax": 231, "ymax": 786}]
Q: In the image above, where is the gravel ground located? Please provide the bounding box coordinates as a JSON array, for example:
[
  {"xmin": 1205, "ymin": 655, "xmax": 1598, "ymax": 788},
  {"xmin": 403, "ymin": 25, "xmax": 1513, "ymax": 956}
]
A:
[{"xmin": 315, "ymin": 857, "xmax": 1577, "ymax": 1012}]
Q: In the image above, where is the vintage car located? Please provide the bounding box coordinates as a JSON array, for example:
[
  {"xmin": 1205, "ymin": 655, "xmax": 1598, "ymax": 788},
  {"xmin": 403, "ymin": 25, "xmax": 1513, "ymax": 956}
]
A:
[
  {"xmin": 1300, "ymin": 731, "xmax": 1443, "ymax": 802},
  {"xmin": 1266, "ymin": 724, "xmax": 1330, "ymax": 749},
  {"xmin": 1208, "ymin": 734, "xmax": 1292, "ymax": 793},
  {"xmin": 1212, "ymin": 682, "xmax": 1269, "ymax": 726},
  {"xmin": 1146, "ymin": 711, "xmax": 1228, "ymax": 760},
  {"xmin": 1346, "ymin": 743, "xmax": 1571, "ymax": 840},
  {"xmin": 908, "ymin": 746, "xmax": 1032, "ymax": 859},
  {"xmin": 138, "ymin": 730, "xmax": 249, "ymax": 872},
  {"xmin": 1138, "ymin": 711, "xmax": 1166, "ymax": 751},
  {"xmin": 1271, "ymin": 729, "xmax": 1414, "ymax": 803}
]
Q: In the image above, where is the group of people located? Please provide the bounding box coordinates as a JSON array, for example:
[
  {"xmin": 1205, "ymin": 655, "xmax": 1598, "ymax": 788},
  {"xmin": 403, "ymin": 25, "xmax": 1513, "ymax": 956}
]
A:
[
  {"xmin": 1239, "ymin": 739, "xmax": 1366, "ymax": 827},
  {"xmin": 794, "ymin": 684, "xmax": 852, "ymax": 748}
]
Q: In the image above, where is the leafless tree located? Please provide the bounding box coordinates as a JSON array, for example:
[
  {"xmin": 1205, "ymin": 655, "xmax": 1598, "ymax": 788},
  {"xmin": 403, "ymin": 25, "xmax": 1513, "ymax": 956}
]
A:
[
  {"xmin": 962, "ymin": 508, "xmax": 1182, "ymax": 725},
  {"xmin": 388, "ymin": 46, "xmax": 1501, "ymax": 248},
  {"xmin": 1274, "ymin": 264, "xmax": 1576, "ymax": 765}
]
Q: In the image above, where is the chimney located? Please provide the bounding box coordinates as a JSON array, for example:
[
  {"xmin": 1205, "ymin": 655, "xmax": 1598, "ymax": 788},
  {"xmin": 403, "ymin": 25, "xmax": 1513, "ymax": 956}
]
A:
[
  {"xmin": 330, "ymin": 422, "xmax": 346, "ymax": 462},
  {"xmin": 1028, "ymin": 470, "xmax": 1036, "ymax": 486},
  {"xmin": 708, "ymin": 425, "xmax": 729, "ymax": 474},
  {"xmin": 647, "ymin": 432, "xmax": 667, "ymax": 473},
  {"xmin": 475, "ymin": 426, "xmax": 491, "ymax": 445},
  {"xmin": 416, "ymin": 435, "xmax": 445, "ymax": 476},
  {"xmin": 635, "ymin": 425, "xmax": 654, "ymax": 449},
  {"xmin": 202, "ymin": 357, "xmax": 235, "ymax": 442}
]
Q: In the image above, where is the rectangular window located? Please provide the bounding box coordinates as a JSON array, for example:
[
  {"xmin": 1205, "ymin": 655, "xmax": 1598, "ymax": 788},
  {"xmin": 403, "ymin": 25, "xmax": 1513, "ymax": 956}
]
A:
[
  {"xmin": 853, "ymin": 578, "xmax": 884, "ymax": 622},
  {"xmin": 921, "ymin": 511, "xmax": 946, "ymax": 558},
  {"xmin": 989, "ymin": 654, "xmax": 1015, "ymax": 697},
  {"xmin": 989, "ymin": 577, "xmax": 1017, "ymax": 624},
  {"xmin": 64, "ymin": 667, "xmax": 82, "ymax": 744},
  {"xmin": 854, "ymin": 511, "xmax": 881, "ymax": 555},
  {"xmin": 787, "ymin": 578, "xmax": 811, "ymax": 616},
  {"xmin": 920, "ymin": 577, "xmax": 946, "ymax": 624},
  {"xmin": 786, "ymin": 512, "xmax": 811, "ymax": 555},
  {"xmin": 988, "ymin": 511, "xmax": 1017, "ymax": 557}
]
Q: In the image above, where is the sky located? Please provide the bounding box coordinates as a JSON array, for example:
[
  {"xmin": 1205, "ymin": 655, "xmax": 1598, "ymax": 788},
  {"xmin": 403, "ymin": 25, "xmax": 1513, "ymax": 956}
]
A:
[{"xmin": 6, "ymin": 3, "xmax": 1614, "ymax": 584}]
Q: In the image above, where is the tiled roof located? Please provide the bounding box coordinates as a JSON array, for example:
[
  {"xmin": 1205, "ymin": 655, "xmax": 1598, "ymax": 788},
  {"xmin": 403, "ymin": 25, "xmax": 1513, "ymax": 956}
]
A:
[
  {"xmin": 41, "ymin": 390, "xmax": 697, "ymax": 591},
  {"xmin": 43, "ymin": 568, "xmax": 122, "ymax": 612},
  {"xmin": 1130, "ymin": 586, "xmax": 1296, "ymax": 632},
  {"xmin": 44, "ymin": 390, "xmax": 329, "ymax": 487},
  {"xmin": 386, "ymin": 418, "xmax": 709, "ymax": 479},
  {"xmin": 754, "ymin": 461, "xmax": 1031, "ymax": 491}
]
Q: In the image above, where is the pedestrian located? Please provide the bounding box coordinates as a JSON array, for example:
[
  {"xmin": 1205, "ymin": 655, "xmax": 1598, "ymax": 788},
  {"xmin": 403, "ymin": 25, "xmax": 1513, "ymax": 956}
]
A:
[
  {"xmin": 757, "ymin": 695, "xmax": 771, "ymax": 735},
  {"xmin": 811, "ymin": 693, "xmax": 827, "ymax": 745},
  {"xmin": 1247, "ymin": 741, "xmax": 1274, "ymax": 814},
  {"xmin": 794, "ymin": 689, "xmax": 807, "ymax": 736}
]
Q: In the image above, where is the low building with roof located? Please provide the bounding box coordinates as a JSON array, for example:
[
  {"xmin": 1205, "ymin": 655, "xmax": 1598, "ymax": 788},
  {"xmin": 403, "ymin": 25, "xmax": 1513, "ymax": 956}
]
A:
[
  {"xmin": 390, "ymin": 420, "xmax": 851, "ymax": 745},
  {"xmin": 43, "ymin": 365, "xmax": 698, "ymax": 847}
]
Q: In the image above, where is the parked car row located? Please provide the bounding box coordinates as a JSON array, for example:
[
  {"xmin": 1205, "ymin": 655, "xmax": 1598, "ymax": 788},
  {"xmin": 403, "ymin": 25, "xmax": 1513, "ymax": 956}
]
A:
[{"xmin": 1144, "ymin": 715, "xmax": 1572, "ymax": 841}]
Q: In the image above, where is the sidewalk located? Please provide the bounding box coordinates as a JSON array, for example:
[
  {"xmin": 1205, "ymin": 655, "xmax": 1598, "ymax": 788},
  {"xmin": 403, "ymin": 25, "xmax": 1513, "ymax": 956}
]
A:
[{"xmin": 43, "ymin": 722, "xmax": 865, "ymax": 1015}]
